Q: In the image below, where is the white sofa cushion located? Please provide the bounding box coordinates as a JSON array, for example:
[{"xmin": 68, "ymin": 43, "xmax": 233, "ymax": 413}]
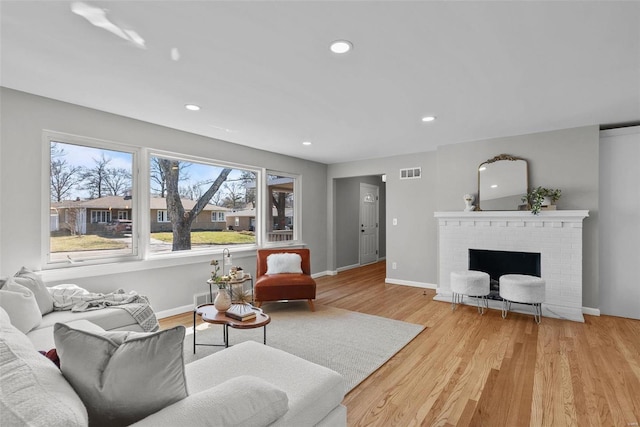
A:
[
  {"xmin": 131, "ymin": 376, "xmax": 289, "ymax": 427},
  {"xmin": 266, "ymin": 253, "xmax": 303, "ymax": 274},
  {"xmin": 37, "ymin": 306, "xmax": 142, "ymax": 332},
  {"xmin": 13, "ymin": 266, "xmax": 55, "ymax": 314},
  {"xmin": 186, "ymin": 341, "xmax": 345, "ymax": 427},
  {"xmin": 28, "ymin": 319, "xmax": 106, "ymax": 351},
  {"xmin": 0, "ymin": 307, "xmax": 88, "ymax": 427},
  {"xmin": 54, "ymin": 323, "xmax": 188, "ymax": 427},
  {"xmin": 0, "ymin": 278, "xmax": 42, "ymax": 333}
]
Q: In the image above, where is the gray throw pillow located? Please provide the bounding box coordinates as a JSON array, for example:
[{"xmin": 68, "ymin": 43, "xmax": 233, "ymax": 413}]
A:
[
  {"xmin": 54, "ymin": 323, "xmax": 188, "ymax": 427},
  {"xmin": 14, "ymin": 267, "xmax": 54, "ymax": 315}
]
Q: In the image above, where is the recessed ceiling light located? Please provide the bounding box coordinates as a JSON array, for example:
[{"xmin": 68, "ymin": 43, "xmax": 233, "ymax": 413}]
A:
[
  {"xmin": 421, "ymin": 115, "xmax": 436, "ymax": 122},
  {"xmin": 302, "ymin": 141, "xmax": 312, "ymax": 146},
  {"xmin": 330, "ymin": 40, "xmax": 352, "ymax": 54},
  {"xmin": 185, "ymin": 104, "xmax": 200, "ymax": 111},
  {"xmin": 491, "ymin": 184, "xmax": 498, "ymax": 188}
]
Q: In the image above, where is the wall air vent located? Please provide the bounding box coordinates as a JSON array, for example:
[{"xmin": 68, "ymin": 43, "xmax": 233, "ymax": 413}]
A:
[
  {"xmin": 399, "ymin": 167, "xmax": 421, "ymax": 180},
  {"xmin": 194, "ymin": 292, "xmax": 213, "ymax": 308}
]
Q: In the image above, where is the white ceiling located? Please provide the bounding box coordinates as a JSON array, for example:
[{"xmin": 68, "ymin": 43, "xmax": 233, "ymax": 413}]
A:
[{"xmin": 1, "ymin": 1, "xmax": 638, "ymax": 164}]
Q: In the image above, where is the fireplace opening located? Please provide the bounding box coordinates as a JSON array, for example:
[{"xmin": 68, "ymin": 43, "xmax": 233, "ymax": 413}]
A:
[{"xmin": 468, "ymin": 249, "xmax": 541, "ymax": 300}]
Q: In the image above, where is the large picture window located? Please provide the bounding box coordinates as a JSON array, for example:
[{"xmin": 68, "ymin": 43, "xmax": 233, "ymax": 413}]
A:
[
  {"xmin": 46, "ymin": 134, "xmax": 137, "ymax": 265},
  {"xmin": 148, "ymin": 154, "xmax": 258, "ymax": 254},
  {"xmin": 44, "ymin": 132, "xmax": 301, "ymax": 269}
]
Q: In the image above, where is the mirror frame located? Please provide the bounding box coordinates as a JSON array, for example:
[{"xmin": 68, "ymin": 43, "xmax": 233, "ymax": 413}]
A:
[{"xmin": 477, "ymin": 154, "xmax": 529, "ymax": 211}]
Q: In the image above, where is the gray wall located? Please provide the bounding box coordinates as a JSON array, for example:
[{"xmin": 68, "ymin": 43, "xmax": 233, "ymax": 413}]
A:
[
  {"xmin": 335, "ymin": 175, "xmax": 386, "ymax": 269},
  {"xmin": 328, "ymin": 125, "xmax": 600, "ymax": 308},
  {"xmin": 436, "ymin": 126, "xmax": 600, "ymax": 307},
  {"xmin": 328, "ymin": 152, "xmax": 438, "ymax": 285},
  {"xmin": 0, "ymin": 88, "xmax": 328, "ymax": 313}
]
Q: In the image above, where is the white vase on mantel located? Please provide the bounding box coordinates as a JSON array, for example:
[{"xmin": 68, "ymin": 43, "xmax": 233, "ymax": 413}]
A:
[{"xmin": 214, "ymin": 289, "xmax": 231, "ymax": 312}]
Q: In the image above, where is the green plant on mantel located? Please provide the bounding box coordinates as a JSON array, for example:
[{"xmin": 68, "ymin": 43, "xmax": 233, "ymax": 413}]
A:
[{"xmin": 522, "ymin": 187, "xmax": 562, "ymax": 215}]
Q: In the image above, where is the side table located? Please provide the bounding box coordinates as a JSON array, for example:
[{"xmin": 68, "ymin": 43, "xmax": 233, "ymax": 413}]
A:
[
  {"xmin": 193, "ymin": 304, "xmax": 270, "ymax": 353},
  {"xmin": 206, "ymin": 274, "xmax": 254, "ymax": 304}
]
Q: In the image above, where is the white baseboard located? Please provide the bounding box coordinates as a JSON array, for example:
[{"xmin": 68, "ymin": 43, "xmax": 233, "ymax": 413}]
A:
[
  {"xmin": 336, "ymin": 263, "xmax": 361, "ymax": 273},
  {"xmin": 155, "ymin": 304, "xmax": 192, "ymax": 319},
  {"xmin": 582, "ymin": 306, "xmax": 600, "ymax": 316},
  {"xmin": 385, "ymin": 278, "xmax": 438, "ymax": 289},
  {"xmin": 312, "ymin": 270, "xmax": 334, "ymax": 278}
]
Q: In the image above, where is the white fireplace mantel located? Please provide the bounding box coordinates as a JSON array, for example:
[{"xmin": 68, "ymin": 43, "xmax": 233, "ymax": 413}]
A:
[{"xmin": 434, "ymin": 210, "xmax": 589, "ymax": 322}]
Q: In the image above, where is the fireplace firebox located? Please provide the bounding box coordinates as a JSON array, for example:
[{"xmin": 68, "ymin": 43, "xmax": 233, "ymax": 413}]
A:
[{"xmin": 468, "ymin": 249, "xmax": 541, "ymax": 300}]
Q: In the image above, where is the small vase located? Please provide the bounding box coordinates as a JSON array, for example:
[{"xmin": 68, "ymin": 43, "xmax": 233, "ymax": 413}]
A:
[{"xmin": 214, "ymin": 289, "xmax": 231, "ymax": 312}]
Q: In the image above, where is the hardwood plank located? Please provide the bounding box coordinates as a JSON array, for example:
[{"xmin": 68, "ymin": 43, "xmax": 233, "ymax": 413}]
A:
[{"xmin": 159, "ymin": 261, "xmax": 640, "ymax": 426}]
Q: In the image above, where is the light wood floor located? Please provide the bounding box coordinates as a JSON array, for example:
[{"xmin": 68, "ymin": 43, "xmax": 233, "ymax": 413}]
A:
[{"xmin": 160, "ymin": 261, "xmax": 640, "ymax": 426}]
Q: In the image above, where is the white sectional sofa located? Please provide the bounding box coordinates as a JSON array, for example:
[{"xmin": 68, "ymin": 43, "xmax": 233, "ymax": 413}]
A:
[{"xmin": 0, "ymin": 308, "xmax": 347, "ymax": 426}]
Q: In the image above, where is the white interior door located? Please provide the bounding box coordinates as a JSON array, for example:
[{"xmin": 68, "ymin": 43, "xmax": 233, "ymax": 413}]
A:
[
  {"xmin": 359, "ymin": 183, "xmax": 379, "ymax": 265},
  {"xmin": 599, "ymin": 127, "xmax": 640, "ymax": 319}
]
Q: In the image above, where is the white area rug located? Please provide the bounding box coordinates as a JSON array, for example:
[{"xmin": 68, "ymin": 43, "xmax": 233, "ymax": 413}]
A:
[{"xmin": 184, "ymin": 301, "xmax": 424, "ymax": 392}]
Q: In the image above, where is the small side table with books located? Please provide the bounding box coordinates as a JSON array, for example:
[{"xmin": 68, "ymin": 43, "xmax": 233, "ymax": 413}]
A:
[{"xmin": 193, "ymin": 303, "xmax": 271, "ymax": 353}]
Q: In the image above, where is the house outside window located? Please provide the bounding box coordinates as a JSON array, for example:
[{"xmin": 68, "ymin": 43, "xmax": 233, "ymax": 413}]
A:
[
  {"xmin": 117, "ymin": 211, "xmax": 129, "ymax": 220},
  {"xmin": 212, "ymin": 212, "xmax": 225, "ymax": 222}
]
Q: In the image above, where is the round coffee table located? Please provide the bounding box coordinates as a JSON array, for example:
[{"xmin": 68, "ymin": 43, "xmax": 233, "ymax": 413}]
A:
[{"xmin": 193, "ymin": 304, "xmax": 271, "ymax": 353}]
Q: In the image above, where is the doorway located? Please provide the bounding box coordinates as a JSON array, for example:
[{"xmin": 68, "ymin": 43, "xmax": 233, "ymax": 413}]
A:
[{"xmin": 359, "ymin": 183, "xmax": 379, "ymax": 265}]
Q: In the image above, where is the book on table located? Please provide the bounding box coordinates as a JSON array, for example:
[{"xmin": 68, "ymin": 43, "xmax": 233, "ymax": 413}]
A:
[{"xmin": 225, "ymin": 304, "xmax": 257, "ymax": 321}]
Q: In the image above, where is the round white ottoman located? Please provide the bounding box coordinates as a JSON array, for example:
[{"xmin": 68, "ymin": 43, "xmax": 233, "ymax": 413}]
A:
[
  {"xmin": 499, "ymin": 274, "xmax": 545, "ymax": 324},
  {"xmin": 450, "ymin": 271, "xmax": 490, "ymax": 314}
]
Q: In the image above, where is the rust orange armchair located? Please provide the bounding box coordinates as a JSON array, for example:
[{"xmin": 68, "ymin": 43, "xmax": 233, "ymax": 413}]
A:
[{"xmin": 254, "ymin": 249, "xmax": 316, "ymax": 311}]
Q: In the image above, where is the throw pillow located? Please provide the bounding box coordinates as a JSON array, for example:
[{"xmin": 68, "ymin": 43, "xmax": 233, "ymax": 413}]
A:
[
  {"xmin": 266, "ymin": 253, "xmax": 303, "ymax": 274},
  {"xmin": 0, "ymin": 278, "xmax": 42, "ymax": 333},
  {"xmin": 54, "ymin": 323, "xmax": 188, "ymax": 427},
  {"xmin": 13, "ymin": 267, "xmax": 54, "ymax": 315},
  {"xmin": 0, "ymin": 307, "xmax": 88, "ymax": 426},
  {"xmin": 130, "ymin": 376, "xmax": 289, "ymax": 427}
]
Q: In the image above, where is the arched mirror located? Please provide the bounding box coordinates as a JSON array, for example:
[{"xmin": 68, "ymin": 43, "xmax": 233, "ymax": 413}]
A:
[{"xmin": 477, "ymin": 154, "xmax": 528, "ymax": 211}]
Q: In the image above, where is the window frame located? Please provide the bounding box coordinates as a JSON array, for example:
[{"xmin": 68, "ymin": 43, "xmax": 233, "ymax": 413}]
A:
[
  {"xmin": 41, "ymin": 130, "xmax": 141, "ymax": 269},
  {"xmin": 262, "ymin": 170, "xmax": 301, "ymax": 246},
  {"xmin": 156, "ymin": 210, "xmax": 170, "ymax": 223},
  {"xmin": 41, "ymin": 133, "xmax": 303, "ymax": 271},
  {"xmin": 147, "ymin": 150, "xmax": 264, "ymax": 257}
]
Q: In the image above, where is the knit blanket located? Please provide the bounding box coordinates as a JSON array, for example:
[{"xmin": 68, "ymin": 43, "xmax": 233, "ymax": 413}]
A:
[{"xmin": 48, "ymin": 284, "xmax": 159, "ymax": 332}]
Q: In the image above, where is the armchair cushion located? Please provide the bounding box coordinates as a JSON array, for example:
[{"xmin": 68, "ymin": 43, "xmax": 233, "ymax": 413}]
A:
[
  {"xmin": 130, "ymin": 376, "xmax": 289, "ymax": 427},
  {"xmin": 266, "ymin": 253, "xmax": 303, "ymax": 274}
]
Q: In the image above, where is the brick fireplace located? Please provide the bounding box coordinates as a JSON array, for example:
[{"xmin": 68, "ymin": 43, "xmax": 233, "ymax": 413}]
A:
[{"xmin": 434, "ymin": 210, "xmax": 589, "ymax": 322}]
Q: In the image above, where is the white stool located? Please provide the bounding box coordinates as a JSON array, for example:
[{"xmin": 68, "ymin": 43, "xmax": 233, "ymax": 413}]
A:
[
  {"xmin": 499, "ymin": 274, "xmax": 545, "ymax": 324},
  {"xmin": 450, "ymin": 271, "xmax": 490, "ymax": 314}
]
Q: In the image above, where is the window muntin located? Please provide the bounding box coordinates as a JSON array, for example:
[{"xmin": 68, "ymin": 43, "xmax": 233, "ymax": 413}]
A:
[
  {"xmin": 149, "ymin": 154, "xmax": 258, "ymax": 254},
  {"xmin": 46, "ymin": 136, "xmax": 137, "ymax": 266}
]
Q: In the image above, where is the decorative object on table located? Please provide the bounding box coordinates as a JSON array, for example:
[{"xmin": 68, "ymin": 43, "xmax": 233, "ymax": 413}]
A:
[
  {"xmin": 229, "ymin": 266, "xmax": 244, "ymax": 280},
  {"xmin": 463, "ymin": 194, "xmax": 475, "ymax": 212},
  {"xmin": 522, "ymin": 187, "xmax": 562, "ymax": 215},
  {"xmin": 232, "ymin": 289, "xmax": 253, "ymax": 305},
  {"xmin": 210, "ymin": 258, "xmax": 231, "ymax": 312},
  {"xmin": 225, "ymin": 303, "xmax": 257, "ymax": 321}
]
